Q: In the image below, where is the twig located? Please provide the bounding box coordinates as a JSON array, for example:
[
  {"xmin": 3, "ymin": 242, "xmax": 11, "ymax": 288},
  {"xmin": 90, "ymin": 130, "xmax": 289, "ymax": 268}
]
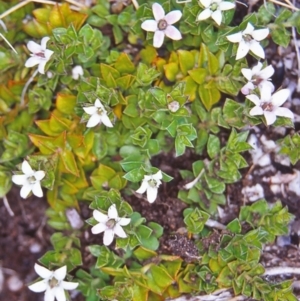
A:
[
  {"xmin": 264, "ymin": 266, "xmax": 300, "ymax": 276},
  {"xmin": 205, "ymin": 218, "xmax": 226, "ymax": 230},
  {"xmin": 21, "ymin": 68, "xmax": 39, "ymax": 106},
  {"xmin": 291, "ymin": 0, "xmax": 300, "ymax": 92},
  {"xmin": 183, "ymin": 169, "xmax": 205, "ymax": 190},
  {"xmin": 2, "ymin": 195, "xmax": 14, "ymax": 216},
  {"xmin": 0, "ymin": 0, "xmax": 83, "ymax": 20},
  {"xmin": 267, "ymin": 0, "xmax": 299, "ymax": 10},
  {"xmin": 0, "ymin": 33, "xmax": 17, "ymax": 54},
  {"xmin": 131, "ymin": 0, "xmax": 139, "ymax": 10}
]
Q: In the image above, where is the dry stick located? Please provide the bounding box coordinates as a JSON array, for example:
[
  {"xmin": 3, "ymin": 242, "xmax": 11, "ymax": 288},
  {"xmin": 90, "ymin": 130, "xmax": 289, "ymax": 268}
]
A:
[
  {"xmin": 292, "ymin": 0, "xmax": 300, "ymax": 92},
  {"xmin": 21, "ymin": 69, "xmax": 39, "ymax": 106},
  {"xmin": 264, "ymin": 266, "xmax": 300, "ymax": 276},
  {"xmin": 267, "ymin": 0, "xmax": 299, "ymax": 10},
  {"xmin": 0, "ymin": 33, "xmax": 17, "ymax": 54},
  {"xmin": 0, "ymin": 0, "xmax": 83, "ymax": 20},
  {"xmin": 2, "ymin": 195, "xmax": 14, "ymax": 216},
  {"xmin": 131, "ymin": 0, "xmax": 139, "ymax": 10}
]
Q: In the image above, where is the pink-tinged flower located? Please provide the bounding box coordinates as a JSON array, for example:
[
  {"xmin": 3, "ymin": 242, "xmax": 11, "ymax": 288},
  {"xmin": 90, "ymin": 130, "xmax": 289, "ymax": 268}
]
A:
[
  {"xmin": 247, "ymin": 86, "xmax": 294, "ymax": 125},
  {"xmin": 28, "ymin": 264, "xmax": 78, "ymax": 301},
  {"xmin": 12, "ymin": 160, "xmax": 45, "ymax": 199},
  {"xmin": 91, "ymin": 204, "xmax": 131, "ymax": 246},
  {"xmin": 83, "ymin": 99, "xmax": 113, "ymax": 128},
  {"xmin": 25, "ymin": 37, "xmax": 54, "ymax": 74},
  {"xmin": 141, "ymin": 3, "xmax": 182, "ymax": 48},
  {"xmin": 197, "ymin": 0, "xmax": 235, "ymax": 26},
  {"xmin": 136, "ymin": 170, "xmax": 162, "ymax": 203},
  {"xmin": 241, "ymin": 62, "xmax": 275, "ymax": 95},
  {"xmin": 226, "ymin": 23, "xmax": 269, "ymax": 60}
]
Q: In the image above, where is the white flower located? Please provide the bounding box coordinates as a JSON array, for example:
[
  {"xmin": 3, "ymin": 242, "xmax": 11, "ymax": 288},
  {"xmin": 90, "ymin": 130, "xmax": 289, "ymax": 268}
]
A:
[
  {"xmin": 241, "ymin": 62, "xmax": 275, "ymax": 95},
  {"xmin": 83, "ymin": 99, "xmax": 113, "ymax": 128},
  {"xmin": 141, "ymin": 3, "xmax": 182, "ymax": 48},
  {"xmin": 247, "ymin": 86, "xmax": 294, "ymax": 125},
  {"xmin": 91, "ymin": 204, "xmax": 131, "ymax": 246},
  {"xmin": 25, "ymin": 37, "xmax": 54, "ymax": 74},
  {"xmin": 226, "ymin": 23, "xmax": 269, "ymax": 60},
  {"xmin": 12, "ymin": 160, "xmax": 45, "ymax": 199},
  {"xmin": 197, "ymin": 0, "xmax": 235, "ymax": 26},
  {"xmin": 72, "ymin": 65, "xmax": 84, "ymax": 80},
  {"xmin": 136, "ymin": 170, "xmax": 162, "ymax": 203},
  {"xmin": 28, "ymin": 264, "xmax": 78, "ymax": 301}
]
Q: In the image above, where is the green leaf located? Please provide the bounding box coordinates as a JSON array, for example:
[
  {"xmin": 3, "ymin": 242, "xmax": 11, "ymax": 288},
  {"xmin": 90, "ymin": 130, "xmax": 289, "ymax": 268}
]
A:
[
  {"xmin": 207, "ymin": 134, "xmax": 220, "ymax": 159},
  {"xmin": 226, "ymin": 218, "xmax": 242, "ymax": 234}
]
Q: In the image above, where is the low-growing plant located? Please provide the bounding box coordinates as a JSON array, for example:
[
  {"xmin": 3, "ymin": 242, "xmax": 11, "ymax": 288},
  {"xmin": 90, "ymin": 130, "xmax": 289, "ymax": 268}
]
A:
[{"xmin": 1, "ymin": 0, "xmax": 300, "ymax": 300}]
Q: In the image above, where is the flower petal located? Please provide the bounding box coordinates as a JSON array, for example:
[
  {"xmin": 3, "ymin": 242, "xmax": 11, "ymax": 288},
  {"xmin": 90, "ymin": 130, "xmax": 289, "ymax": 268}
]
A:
[
  {"xmin": 141, "ymin": 20, "xmax": 158, "ymax": 32},
  {"xmin": 34, "ymin": 263, "xmax": 53, "ymax": 279},
  {"xmin": 243, "ymin": 23, "xmax": 254, "ymax": 35},
  {"xmin": 32, "ymin": 182, "xmax": 43, "ymax": 197},
  {"xmin": 108, "ymin": 204, "xmax": 118, "ymax": 219},
  {"xmin": 93, "ymin": 210, "xmax": 108, "ymax": 223},
  {"xmin": 38, "ymin": 60, "xmax": 47, "ymax": 74},
  {"xmin": 20, "ymin": 184, "xmax": 32, "ymax": 198},
  {"xmin": 54, "ymin": 266, "xmax": 67, "ymax": 281},
  {"xmin": 40, "ymin": 37, "xmax": 50, "ymax": 50},
  {"xmin": 25, "ymin": 57, "xmax": 41, "ymax": 68},
  {"xmin": 249, "ymin": 106, "xmax": 264, "ymax": 116},
  {"xmin": 118, "ymin": 217, "xmax": 131, "ymax": 226},
  {"xmin": 153, "ymin": 170, "xmax": 163, "ymax": 180},
  {"xmin": 91, "ymin": 222, "xmax": 107, "ymax": 234},
  {"xmin": 251, "ymin": 28, "xmax": 269, "ymax": 41},
  {"xmin": 259, "ymin": 81, "xmax": 274, "ymax": 93},
  {"xmin": 226, "ymin": 31, "xmax": 242, "ymax": 43},
  {"xmin": 83, "ymin": 106, "xmax": 97, "ymax": 115},
  {"xmin": 251, "ymin": 62, "xmax": 263, "ymax": 74},
  {"xmin": 241, "ymin": 82, "xmax": 255, "ymax": 95},
  {"xmin": 259, "ymin": 65, "xmax": 274, "ymax": 79},
  {"xmin": 45, "ymin": 287, "xmax": 55, "ymax": 301},
  {"xmin": 274, "ymin": 107, "xmax": 294, "ymax": 120},
  {"xmin": 147, "ymin": 186, "xmax": 158, "ymax": 203},
  {"xmin": 95, "ymin": 99, "xmax": 104, "ymax": 109},
  {"xmin": 28, "ymin": 280, "xmax": 48, "ymax": 293},
  {"xmin": 165, "ymin": 10, "xmax": 182, "ymax": 24},
  {"xmin": 35, "ymin": 171, "xmax": 45, "ymax": 181},
  {"xmin": 22, "ymin": 160, "xmax": 33, "ymax": 175},
  {"xmin": 200, "ymin": 0, "xmax": 212, "ymax": 8},
  {"xmin": 249, "ymin": 40, "xmax": 265, "ymax": 59},
  {"xmin": 100, "ymin": 114, "xmax": 113, "ymax": 128},
  {"xmin": 136, "ymin": 180, "xmax": 148, "ymax": 194},
  {"xmin": 264, "ymin": 111, "xmax": 277, "ymax": 125},
  {"xmin": 103, "ymin": 229, "xmax": 114, "ymax": 246},
  {"xmin": 165, "ymin": 25, "xmax": 182, "ymax": 40},
  {"xmin": 114, "ymin": 223, "xmax": 127, "ymax": 238},
  {"xmin": 271, "ymin": 89, "xmax": 290, "ymax": 106},
  {"xmin": 236, "ymin": 40, "xmax": 250, "ymax": 60},
  {"xmin": 53, "ymin": 286, "xmax": 66, "ymax": 301},
  {"xmin": 153, "ymin": 30, "xmax": 165, "ymax": 48},
  {"xmin": 246, "ymin": 94, "xmax": 261, "ymax": 106},
  {"xmin": 152, "ymin": 3, "xmax": 165, "ymax": 21},
  {"xmin": 219, "ymin": 1, "xmax": 235, "ymax": 10},
  {"xmin": 197, "ymin": 8, "xmax": 212, "ymax": 21},
  {"xmin": 211, "ymin": 10, "xmax": 222, "ymax": 25},
  {"xmin": 27, "ymin": 41, "xmax": 42, "ymax": 54},
  {"xmin": 61, "ymin": 281, "xmax": 79, "ymax": 290},
  {"xmin": 86, "ymin": 114, "xmax": 102, "ymax": 128},
  {"xmin": 241, "ymin": 68, "xmax": 253, "ymax": 81},
  {"xmin": 12, "ymin": 174, "xmax": 27, "ymax": 185}
]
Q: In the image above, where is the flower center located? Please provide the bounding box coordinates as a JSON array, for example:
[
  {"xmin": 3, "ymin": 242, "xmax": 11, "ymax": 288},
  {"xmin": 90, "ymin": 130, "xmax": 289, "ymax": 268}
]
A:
[
  {"xmin": 28, "ymin": 175, "xmax": 37, "ymax": 184},
  {"xmin": 106, "ymin": 219, "xmax": 116, "ymax": 229},
  {"xmin": 97, "ymin": 108, "xmax": 104, "ymax": 115},
  {"xmin": 252, "ymin": 76, "xmax": 263, "ymax": 86},
  {"xmin": 49, "ymin": 277, "xmax": 59, "ymax": 288},
  {"xmin": 148, "ymin": 179, "xmax": 158, "ymax": 188},
  {"xmin": 35, "ymin": 51, "xmax": 46, "ymax": 58},
  {"xmin": 261, "ymin": 102, "xmax": 273, "ymax": 111},
  {"xmin": 243, "ymin": 34, "xmax": 252, "ymax": 42},
  {"xmin": 211, "ymin": 3, "xmax": 218, "ymax": 11},
  {"xmin": 158, "ymin": 19, "xmax": 168, "ymax": 31}
]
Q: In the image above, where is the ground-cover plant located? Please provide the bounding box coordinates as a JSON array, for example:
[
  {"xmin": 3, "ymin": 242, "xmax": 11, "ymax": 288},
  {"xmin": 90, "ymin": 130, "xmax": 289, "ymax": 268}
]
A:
[{"xmin": 1, "ymin": 0, "xmax": 300, "ymax": 300}]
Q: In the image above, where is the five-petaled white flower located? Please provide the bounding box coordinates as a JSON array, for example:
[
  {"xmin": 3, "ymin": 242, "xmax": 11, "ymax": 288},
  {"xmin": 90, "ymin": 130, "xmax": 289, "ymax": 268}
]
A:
[
  {"xmin": 83, "ymin": 99, "xmax": 113, "ymax": 128},
  {"xmin": 91, "ymin": 204, "xmax": 131, "ymax": 246},
  {"xmin": 247, "ymin": 86, "xmax": 294, "ymax": 125},
  {"xmin": 226, "ymin": 23, "xmax": 269, "ymax": 60},
  {"xmin": 241, "ymin": 62, "xmax": 275, "ymax": 95},
  {"xmin": 25, "ymin": 37, "xmax": 54, "ymax": 74},
  {"xmin": 136, "ymin": 170, "xmax": 163, "ymax": 203},
  {"xmin": 72, "ymin": 65, "xmax": 84, "ymax": 80},
  {"xmin": 141, "ymin": 3, "xmax": 182, "ymax": 48},
  {"xmin": 12, "ymin": 160, "xmax": 45, "ymax": 199},
  {"xmin": 197, "ymin": 0, "xmax": 235, "ymax": 26},
  {"xmin": 28, "ymin": 264, "xmax": 78, "ymax": 301}
]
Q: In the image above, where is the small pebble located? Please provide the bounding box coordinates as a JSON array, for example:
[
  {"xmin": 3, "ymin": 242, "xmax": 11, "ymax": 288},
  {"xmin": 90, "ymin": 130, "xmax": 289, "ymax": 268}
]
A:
[{"xmin": 7, "ymin": 275, "xmax": 23, "ymax": 292}]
